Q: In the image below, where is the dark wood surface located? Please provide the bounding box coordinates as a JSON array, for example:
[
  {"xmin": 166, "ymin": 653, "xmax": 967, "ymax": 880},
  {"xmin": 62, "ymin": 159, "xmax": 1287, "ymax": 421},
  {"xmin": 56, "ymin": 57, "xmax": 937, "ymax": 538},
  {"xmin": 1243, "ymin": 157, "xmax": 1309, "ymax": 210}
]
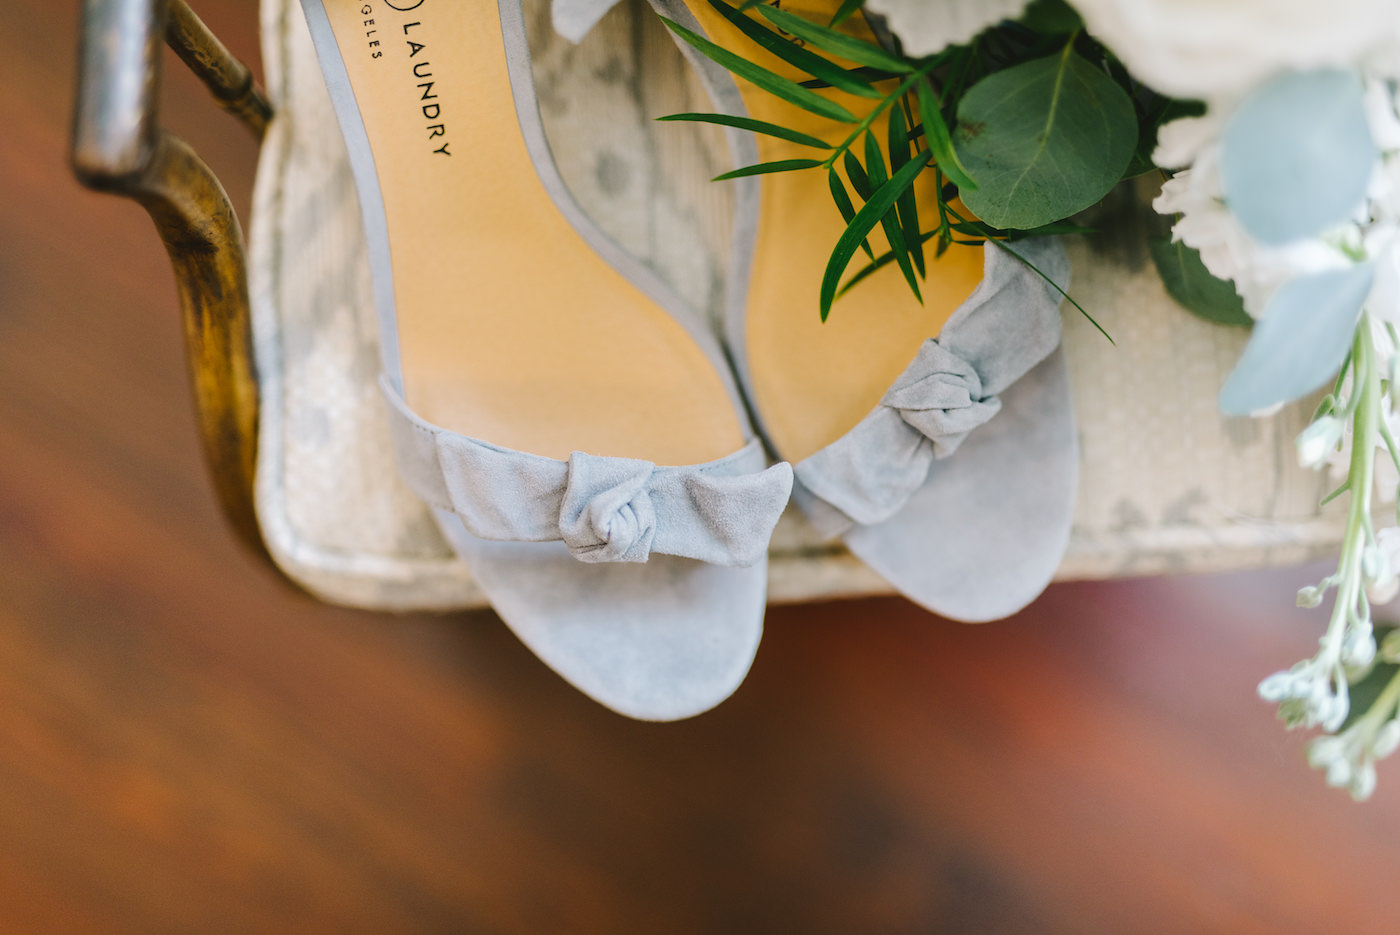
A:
[{"xmin": 6, "ymin": 3, "xmax": 1400, "ymax": 932}]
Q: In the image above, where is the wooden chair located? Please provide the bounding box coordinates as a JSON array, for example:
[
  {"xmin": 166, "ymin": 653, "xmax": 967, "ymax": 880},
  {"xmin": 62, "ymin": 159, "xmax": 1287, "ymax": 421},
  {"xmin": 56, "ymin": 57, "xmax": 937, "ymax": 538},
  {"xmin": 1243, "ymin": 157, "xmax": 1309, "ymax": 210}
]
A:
[
  {"xmin": 71, "ymin": 0, "xmax": 1348, "ymax": 610},
  {"xmin": 73, "ymin": 0, "xmax": 272, "ymax": 564}
]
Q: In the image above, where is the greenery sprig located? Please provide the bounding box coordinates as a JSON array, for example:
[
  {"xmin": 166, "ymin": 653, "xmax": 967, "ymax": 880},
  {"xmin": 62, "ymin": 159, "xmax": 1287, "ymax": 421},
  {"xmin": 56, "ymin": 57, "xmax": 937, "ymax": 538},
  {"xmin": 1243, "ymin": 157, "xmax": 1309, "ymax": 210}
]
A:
[
  {"xmin": 1260, "ymin": 317, "xmax": 1400, "ymax": 800},
  {"xmin": 658, "ymin": 0, "xmax": 1187, "ymax": 326}
]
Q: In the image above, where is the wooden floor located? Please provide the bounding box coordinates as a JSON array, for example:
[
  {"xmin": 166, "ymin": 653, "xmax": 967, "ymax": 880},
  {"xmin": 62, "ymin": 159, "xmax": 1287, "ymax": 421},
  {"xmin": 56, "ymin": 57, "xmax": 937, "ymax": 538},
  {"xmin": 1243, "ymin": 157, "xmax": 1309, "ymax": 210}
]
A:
[{"xmin": 6, "ymin": 3, "xmax": 1400, "ymax": 932}]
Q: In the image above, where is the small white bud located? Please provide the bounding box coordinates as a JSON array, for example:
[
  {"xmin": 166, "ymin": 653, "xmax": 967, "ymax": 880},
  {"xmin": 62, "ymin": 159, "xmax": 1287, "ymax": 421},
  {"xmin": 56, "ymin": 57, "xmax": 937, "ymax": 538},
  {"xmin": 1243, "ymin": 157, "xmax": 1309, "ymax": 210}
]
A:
[
  {"xmin": 1367, "ymin": 575, "xmax": 1400, "ymax": 605},
  {"xmin": 1258, "ymin": 671, "xmax": 1296, "ymax": 701},
  {"xmin": 1297, "ymin": 585, "xmax": 1325, "ymax": 608},
  {"xmin": 1351, "ymin": 762, "xmax": 1379, "ymax": 801},
  {"xmin": 1308, "ymin": 677, "xmax": 1330, "ymax": 705},
  {"xmin": 1364, "ymin": 545, "xmax": 1393, "ymax": 586},
  {"xmin": 1296, "ymin": 417, "xmax": 1345, "ymax": 468},
  {"xmin": 1371, "ymin": 720, "xmax": 1400, "ymax": 760},
  {"xmin": 1371, "ymin": 528, "xmax": 1400, "ymax": 603},
  {"xmin": 1343, "ymin": 627, "xmax": 1378, "ymax": 668},
  {"xmin": 1327, "ymin": 756, "xmax": 1354, "ymax": 788},
  {"xmin": 1307, "ymin": 734, "xmax": 1347, "ymax": 768},
  {"xmin": 1320, "ymin": 693, "xmax": 1350, "ymax": 732}
]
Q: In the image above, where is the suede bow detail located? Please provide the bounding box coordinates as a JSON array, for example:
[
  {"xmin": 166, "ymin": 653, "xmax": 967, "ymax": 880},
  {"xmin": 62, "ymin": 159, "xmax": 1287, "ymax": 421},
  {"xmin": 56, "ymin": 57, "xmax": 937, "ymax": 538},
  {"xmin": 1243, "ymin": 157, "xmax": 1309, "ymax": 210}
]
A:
[
  {"xmin": 883, "ymin": 342, "xmax": 1002, "ymax": 457},
  {"xmin": 432, "ymin": 445, "xmax": 792, "ymax": 567},
  {"xmin": 379, "ymin": 378, "xmax": 792, "ymax": 568},
  {"xmin": 790, "ymin": 239, "xmax": 1070, "ymax": 537},
  {"xmin": 793, "ymin": 340, "xmax": 1006, "ymax": 532},
  {"xmin": 558, "ymin": 456, "xmax": 659, "ymax": 563}
]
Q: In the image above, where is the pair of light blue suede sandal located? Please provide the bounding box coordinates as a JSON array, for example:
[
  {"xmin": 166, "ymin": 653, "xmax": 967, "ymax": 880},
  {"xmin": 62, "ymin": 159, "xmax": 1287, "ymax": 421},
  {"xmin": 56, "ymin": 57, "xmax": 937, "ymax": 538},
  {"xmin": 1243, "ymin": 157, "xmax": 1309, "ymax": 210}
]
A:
[{"xmin": 300, "ymin": 0, "xmax": 1077, "ymax": 720}]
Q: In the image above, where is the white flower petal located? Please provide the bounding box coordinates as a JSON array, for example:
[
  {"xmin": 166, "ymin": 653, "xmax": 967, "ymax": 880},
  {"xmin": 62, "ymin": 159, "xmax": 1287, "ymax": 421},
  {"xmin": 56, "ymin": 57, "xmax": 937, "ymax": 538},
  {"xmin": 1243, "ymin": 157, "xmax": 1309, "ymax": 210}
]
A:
[
  {"xmin": 867, "ymin": 0, "xmax": 1029, "ymax": 56},
  {"xmin": 1069, "ymin": 0, "xmax": 1400, "ymax": 100}
]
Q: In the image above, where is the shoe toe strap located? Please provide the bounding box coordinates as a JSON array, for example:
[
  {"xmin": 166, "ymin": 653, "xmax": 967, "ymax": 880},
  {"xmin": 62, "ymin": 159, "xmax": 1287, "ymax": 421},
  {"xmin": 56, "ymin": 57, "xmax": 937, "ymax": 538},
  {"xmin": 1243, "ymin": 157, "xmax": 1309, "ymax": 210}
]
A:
[
  {"xmin": 793, "ymin": 238, "xmax": 1070, "ymax": 537},
  {"xmin": 381, "ymin": 377, "xmax": 792, "ymax": 567}
]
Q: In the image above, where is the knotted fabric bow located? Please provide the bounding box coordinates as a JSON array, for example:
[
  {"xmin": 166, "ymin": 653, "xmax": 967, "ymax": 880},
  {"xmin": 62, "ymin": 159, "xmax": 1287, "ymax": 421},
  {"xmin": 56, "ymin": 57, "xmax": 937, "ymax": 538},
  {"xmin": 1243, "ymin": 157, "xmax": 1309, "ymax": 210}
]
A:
[
  {"xmin": 793, "ymin": 240, "xmax": 1070, "ymax": 537},
  {"xmin": 381, "ymin": 378, "xmax": 793, "ymax": 567}
]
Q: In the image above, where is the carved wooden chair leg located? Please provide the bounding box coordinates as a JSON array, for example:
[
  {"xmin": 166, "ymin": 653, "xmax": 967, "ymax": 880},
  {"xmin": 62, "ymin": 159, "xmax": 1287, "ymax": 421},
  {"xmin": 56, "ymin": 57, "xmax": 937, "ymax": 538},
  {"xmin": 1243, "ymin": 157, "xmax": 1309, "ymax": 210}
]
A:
[{"xmin": 72, "ymin": 0, "xmax": 277, "ymax": 569}]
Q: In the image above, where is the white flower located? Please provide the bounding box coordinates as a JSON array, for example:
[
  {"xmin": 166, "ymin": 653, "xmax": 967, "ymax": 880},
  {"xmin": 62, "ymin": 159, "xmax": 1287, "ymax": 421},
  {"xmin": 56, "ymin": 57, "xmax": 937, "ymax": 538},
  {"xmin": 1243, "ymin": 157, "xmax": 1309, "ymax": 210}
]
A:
[
  {"xmin": 1307, "ymin": 714, "xmax": 1400, "ymax": 801},
  {"xmin": 1368, "ymin": 528, "xmax": 1400, "ymax": 604},
  {"xmin": 1153, "ymin": 156, "xmax": 1354, "ymax": 315},
  {"xmin": 1324, "ymin": 319, "xmax": 1400, "ymax": 504},
  {"xmin": 1152, "ymin": 76, "xmax": 1400, "ymax": 319},
  {"xmin": 1375, "ymin": 719, "xmax": 1400, "ymax": 757},
  {"xmin": 1365, "ymin": 78, "xmax": 1400, "ymax": 152},
  {"xmin": 1153, "ymin": 111, "xmax": 1230, "ymax": 170},
  {"xmin": 1364, "ymin": 233, "xmax": 1400, "ymax": 325},
  {"xmin": 1068, "ymin": 0, "xmax": 1400, "ymax": 100},
  {"xmin": 1259, "ymin": 659, "xmax": 1350, "ymax": 731},
  {"xmin": 866, "ymin": 0, "xmax": 1029, "ymax": 56},
  {"xmin": 1342, "ymin": 622, "xmax": 1378, "ymax": 668},
  {"xmin": 1297, "ymin": 416, "xmax": 1346, "ymax": 469}
]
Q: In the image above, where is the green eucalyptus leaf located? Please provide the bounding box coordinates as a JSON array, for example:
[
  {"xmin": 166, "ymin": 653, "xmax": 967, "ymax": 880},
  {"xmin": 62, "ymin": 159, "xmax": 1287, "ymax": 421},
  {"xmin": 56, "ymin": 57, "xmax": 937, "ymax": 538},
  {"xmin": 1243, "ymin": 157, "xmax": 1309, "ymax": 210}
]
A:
[
  {"xmin": 952, "ymin": 47, "xmax": 1137, "ymax": 229},
  {"xmin": 713, "ymin": 158, "xmax": 824, "ymax": 180},
  {"xmin": 755, "ymin": 4, "xmax": 913, "ymax": 73},
  {"xmin": 660, "ymin": 17, "xmax": 858, "ymax": 123},
  {"xmin": 704, "ymin": 0, "xmax": 882, "ymax": 100},
  {"xmin": 658, "ymin": 113, "xmax": 833, "ymax": 149},
  {"xmin": 822, "ymin": 151, "xmax": 932, "ymax": 320},
  {"xmin": 984, "ymin": 220, "xmax": 1094, "ymax": 238},
  {"xmin": 1149, "ymin": 237, "xmax": 1253, "ymax": 327}
]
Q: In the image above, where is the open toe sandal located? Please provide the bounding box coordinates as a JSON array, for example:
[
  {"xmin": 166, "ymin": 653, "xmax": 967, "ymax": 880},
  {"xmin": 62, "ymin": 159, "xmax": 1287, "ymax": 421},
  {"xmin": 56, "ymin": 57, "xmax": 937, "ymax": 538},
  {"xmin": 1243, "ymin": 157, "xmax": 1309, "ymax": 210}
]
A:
[
  {"xmin": 647, "ymin": 0, "xmax": 1078, "ymax": 621},
  {"xmin": 301, "ymin": 0, "xmax": 793, "ymax": 719}
]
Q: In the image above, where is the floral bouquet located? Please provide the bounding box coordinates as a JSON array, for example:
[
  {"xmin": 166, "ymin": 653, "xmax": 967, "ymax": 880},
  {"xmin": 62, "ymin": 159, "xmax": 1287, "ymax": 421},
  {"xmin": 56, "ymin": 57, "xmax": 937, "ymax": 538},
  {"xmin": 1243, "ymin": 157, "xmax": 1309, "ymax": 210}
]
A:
[{"xmin": 663, "ymin": 0, "xmax": 1400, "ymax": 798}]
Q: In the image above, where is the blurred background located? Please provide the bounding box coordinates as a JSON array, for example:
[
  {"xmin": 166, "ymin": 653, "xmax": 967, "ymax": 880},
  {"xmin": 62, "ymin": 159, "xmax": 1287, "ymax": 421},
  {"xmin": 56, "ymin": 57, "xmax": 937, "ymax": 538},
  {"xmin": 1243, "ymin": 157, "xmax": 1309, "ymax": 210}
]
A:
[{"xmin": 4, "ymin": 2, "xmax": 1400, "ymax": 932}]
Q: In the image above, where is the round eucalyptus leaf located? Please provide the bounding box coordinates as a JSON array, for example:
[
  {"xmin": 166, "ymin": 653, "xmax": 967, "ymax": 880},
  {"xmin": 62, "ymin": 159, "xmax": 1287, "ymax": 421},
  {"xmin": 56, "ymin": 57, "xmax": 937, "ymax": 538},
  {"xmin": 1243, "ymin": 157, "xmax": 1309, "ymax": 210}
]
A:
[
  {"xmin": 1149, "ymin": 237, "xmax": 1253, "ymax": 327},
  {"xmin": 1218, "ymin": 264, "xmax": 1375, "ymax": 416},
  {"xmin": 1221, "ymin": 69, "xmax": 1376, "ymax": 246},
  {"xmin": 952, "ymin": 49, "xmax": 1137, "ymax": 230}
]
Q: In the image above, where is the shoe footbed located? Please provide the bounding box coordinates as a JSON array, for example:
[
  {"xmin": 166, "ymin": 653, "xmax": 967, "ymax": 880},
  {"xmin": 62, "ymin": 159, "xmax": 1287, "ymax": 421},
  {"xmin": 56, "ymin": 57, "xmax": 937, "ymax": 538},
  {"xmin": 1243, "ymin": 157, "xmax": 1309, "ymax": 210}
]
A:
[
  {"xmin": 321, "ymin": 0, "xmax": 745, "ymax": 465},
  {"xmin": 682, "ymin": 0, "xmax": 985, "ymax": 462}
]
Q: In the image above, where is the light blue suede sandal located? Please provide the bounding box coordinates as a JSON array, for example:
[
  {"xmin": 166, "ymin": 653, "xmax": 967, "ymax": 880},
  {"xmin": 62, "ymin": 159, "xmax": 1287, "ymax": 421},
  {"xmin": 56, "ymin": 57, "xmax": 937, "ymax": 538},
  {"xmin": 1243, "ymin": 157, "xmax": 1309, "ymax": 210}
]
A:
[
  {"xmin": 575, "ymin": 0, "xmax": 1078, "ymax": 622},
  {"xmin": 299, "ymin": 0, "xmax": 792, "ymax": 719}
]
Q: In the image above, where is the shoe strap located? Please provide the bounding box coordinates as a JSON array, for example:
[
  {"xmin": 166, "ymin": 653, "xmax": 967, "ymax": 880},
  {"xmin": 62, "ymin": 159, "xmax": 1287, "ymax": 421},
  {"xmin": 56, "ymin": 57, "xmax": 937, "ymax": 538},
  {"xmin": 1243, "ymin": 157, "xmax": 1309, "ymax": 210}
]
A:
[
  {"xmin": 794, "ymin": 238, "xmax": 1070, "ymax": 535},
  {"xmin": 380, "ymin": 376, "xmax": 792, "ymax": 566}
]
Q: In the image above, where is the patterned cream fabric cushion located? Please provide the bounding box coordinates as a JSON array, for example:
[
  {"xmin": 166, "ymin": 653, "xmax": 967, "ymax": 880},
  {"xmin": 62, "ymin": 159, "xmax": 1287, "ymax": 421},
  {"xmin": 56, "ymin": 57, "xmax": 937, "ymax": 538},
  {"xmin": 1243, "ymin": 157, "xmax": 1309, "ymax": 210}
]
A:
[{"xmin": 250, "ymin": 0, "xmax": 1340, "ymax": 611}]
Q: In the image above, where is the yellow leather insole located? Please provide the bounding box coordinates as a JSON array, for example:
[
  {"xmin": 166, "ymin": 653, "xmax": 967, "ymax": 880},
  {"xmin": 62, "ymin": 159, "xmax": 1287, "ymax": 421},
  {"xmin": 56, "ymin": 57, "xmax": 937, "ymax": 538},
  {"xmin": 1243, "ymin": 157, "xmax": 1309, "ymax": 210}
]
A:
[
  {"xmin": 683, "ymin": 0, "xmax": 984, "ymax": 461},
  {"xmin": 322, "ymin": 0, "xmax": 744, "ymax": 465}
]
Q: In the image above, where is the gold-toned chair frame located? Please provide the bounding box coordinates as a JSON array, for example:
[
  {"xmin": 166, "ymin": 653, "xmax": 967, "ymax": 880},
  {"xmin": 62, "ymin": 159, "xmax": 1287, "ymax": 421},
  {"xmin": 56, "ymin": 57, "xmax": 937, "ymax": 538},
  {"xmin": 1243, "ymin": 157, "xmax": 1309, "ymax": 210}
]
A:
[{"xmin": 72, "ymin": 0, "xmax": 274, "ymax": 566}]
